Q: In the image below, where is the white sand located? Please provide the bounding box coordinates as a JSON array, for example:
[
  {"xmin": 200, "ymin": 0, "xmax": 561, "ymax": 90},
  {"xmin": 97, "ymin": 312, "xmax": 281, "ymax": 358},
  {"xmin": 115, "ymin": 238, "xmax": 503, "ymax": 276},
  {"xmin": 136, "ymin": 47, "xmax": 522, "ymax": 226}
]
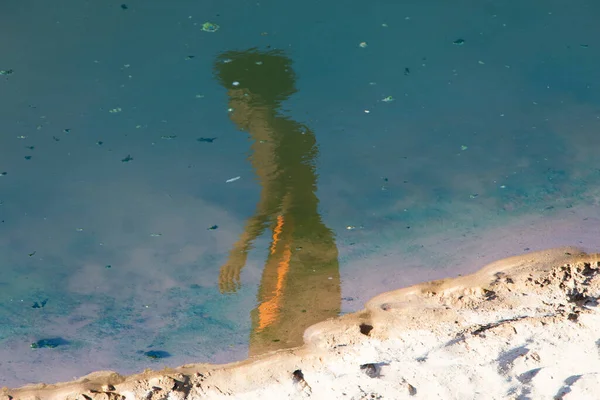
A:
[{"xmin": 3, "ymin": 247, "xmax": 600, "ymax": 400}]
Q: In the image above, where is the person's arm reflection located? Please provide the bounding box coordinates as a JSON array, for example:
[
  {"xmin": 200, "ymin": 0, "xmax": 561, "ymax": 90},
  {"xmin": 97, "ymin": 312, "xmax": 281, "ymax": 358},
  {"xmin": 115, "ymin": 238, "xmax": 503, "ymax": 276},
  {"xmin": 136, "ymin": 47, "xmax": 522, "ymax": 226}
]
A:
[
  {"xmin": 214, "ymin": 49, "xmax": 341, "ymax": 356},
  {"xmin": 218, "ymin": 89, "xmax": 284, "ymax": 294}
]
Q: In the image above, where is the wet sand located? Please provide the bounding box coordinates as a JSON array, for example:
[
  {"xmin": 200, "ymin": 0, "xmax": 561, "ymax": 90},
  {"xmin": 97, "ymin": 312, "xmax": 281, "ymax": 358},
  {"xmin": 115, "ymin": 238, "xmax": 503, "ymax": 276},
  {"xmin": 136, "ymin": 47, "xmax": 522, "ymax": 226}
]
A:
[{"xmin": 3, "ymin": 247, "xmax": 600, "ymax": 399}]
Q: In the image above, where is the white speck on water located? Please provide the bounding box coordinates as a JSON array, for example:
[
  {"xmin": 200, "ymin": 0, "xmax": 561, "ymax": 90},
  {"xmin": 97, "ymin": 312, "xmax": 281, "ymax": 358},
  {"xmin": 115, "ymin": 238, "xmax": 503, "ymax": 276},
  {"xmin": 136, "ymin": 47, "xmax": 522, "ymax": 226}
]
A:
[{"xmin": 226, "ymin": 176, "xmax": 241, "ymax": 183}]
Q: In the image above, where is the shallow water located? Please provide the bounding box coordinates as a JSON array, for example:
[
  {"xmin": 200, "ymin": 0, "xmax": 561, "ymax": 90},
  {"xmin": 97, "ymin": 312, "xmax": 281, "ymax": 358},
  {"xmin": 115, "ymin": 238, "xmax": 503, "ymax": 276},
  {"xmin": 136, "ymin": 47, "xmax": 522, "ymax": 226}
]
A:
[{"xmin": 1, "ymin": 0, "xmax": 600, "ymax": 387}]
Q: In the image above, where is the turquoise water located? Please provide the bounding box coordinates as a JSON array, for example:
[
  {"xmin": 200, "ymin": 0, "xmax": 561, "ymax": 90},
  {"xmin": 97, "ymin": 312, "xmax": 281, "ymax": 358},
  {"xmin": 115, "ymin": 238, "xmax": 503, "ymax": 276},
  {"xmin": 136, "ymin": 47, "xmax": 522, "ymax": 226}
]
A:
[{"xmin": 1, "ymin": 0, "xmax": 600, "ymax": 387}]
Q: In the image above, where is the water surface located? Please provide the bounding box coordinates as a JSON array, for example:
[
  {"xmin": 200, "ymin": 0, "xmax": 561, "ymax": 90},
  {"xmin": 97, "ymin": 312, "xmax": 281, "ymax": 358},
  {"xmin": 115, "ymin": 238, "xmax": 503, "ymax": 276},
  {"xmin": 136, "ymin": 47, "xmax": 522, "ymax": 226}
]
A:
[{"xmin": 1, "ymin": 0, "xmax": 600, "ymax": 387}]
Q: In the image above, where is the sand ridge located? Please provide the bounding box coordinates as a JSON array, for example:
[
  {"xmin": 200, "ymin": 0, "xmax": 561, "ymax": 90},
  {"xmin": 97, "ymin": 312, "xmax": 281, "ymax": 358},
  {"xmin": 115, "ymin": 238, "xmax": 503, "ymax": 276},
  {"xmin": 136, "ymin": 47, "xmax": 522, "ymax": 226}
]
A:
[{"xmin": 3, "ymin": 247, "xmax": 600, "ymax": 399}]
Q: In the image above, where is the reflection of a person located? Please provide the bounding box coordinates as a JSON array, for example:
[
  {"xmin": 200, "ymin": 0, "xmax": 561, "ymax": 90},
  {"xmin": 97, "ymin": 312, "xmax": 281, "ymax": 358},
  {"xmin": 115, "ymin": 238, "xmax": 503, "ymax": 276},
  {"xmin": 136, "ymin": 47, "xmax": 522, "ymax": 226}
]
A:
[{"xmin": 213, "ymin": 48, "xmax": 340, "ymax": 356}]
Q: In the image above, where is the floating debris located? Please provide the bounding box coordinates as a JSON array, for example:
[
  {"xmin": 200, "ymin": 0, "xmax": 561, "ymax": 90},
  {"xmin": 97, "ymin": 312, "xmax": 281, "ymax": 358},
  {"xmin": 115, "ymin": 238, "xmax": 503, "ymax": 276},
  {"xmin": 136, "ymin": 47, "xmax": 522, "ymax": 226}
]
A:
[
  {"xmin": 24, "ymin": 156, "xmax": 32, "ymax": 160},
  {"xmin": 121, "ymin": 154, "xmax": 133, "ymax": 162},
  {"xmin": 144, "ymin": 350, "xmax": 170, "ymax": 359},
  {"xmin": 197, "ymin": 137, "xmax": 216, "ymax": 143},
  {"xmin": 30, "ymin": 338, "xmax": 68, "ymax": 349},
  {"xmin": 460, "ymin": 145, "xmax": 468, "ymax": 151},
  {"xmin": 207, "ymin": 225, "xmax": 218, "ymax": 230},
  {"xmin": 185, "ymin": 55, "xmax": 195, "ymax": 60},
  {"xmin": 0, "ymin": 172, "xmax": 7, "ymax": 176},
  {"xmin": 160, "ymin": 135, "xmax": 177, "ymax": 140},
  {"xmin": 32, "ymin": 299, "xmax": 48, "ymax": 309},
  {"xmin": 382, "ymin": 96, "xmax": 394, "ymax": 102},
  {"xmin": 105, "ymin": 265, "xmax": 112, "ymax": 269},
  {"xmin": 0, "ymin": 69, "xmax": 13, "ymax": 75},
  {"xmin": 359, "ymin": 42, "xmax": 368, "ymax": 48},
  {"xmin": 121, "ymin": 4, "xmax": 128, "ymax": 10},
  {"xmin": 109, "ymin": 107, "xmax": 122, "ymax": 113},
  {"xmin": 28, "ymin": 251, "xmax": 36, "ymax": 257},
  {"xmin": 470, "ymin": 193, "xmax": 479, "ymax": 199},
  {"xmin": 96, "ymin": 141, "xmax": 103, "ymax": 145},
  {"xmin": 404, "ymin": 67, "xmax": 410, "ymax": 75},
  {"xmin": 201, "ymin": 22, "xmax": 220, "ymax": 32},
  {"xmin": 150, "ymin": 233, "xmax": 162, "ymax": 237},
  {"xmin": 381, "ymin": 177, "xmax": 389, "ymax": 191},
  {"xmin": 225, "ymin": 176, "xmax": 240, "ymax": 183},
  {"xmin": 63, "ymin": 128, "xmax": 71, "ymax": 133},
  {"xmin": 453, "ymin": 38, "xmax": 465, "ymax": 45}
]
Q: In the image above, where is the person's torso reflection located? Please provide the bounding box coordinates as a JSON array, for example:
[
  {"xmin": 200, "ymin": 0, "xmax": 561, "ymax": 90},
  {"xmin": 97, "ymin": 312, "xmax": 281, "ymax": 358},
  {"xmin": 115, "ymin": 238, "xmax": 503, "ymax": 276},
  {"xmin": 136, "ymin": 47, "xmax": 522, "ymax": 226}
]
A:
[{"xmin": 214, "ymin": 49, "xmax": 340, "ymax": 356}]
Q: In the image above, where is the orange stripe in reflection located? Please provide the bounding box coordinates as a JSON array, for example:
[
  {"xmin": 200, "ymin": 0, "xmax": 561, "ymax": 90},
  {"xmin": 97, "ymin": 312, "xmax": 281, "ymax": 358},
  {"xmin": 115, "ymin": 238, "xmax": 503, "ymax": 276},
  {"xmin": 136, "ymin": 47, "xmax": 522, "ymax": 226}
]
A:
[
  {"xmin": 269, "ymin": 215, "xmax": 284, "ymax": 255},
  {"xmin": 257, "ymin": 242, "xmax": 292, "ymax": 332}
]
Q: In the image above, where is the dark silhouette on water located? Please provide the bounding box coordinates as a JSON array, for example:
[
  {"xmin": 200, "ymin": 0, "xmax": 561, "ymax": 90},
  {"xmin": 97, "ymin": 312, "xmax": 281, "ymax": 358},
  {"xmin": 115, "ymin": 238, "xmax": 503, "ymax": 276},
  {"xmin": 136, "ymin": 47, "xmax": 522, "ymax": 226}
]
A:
[{"xmin": 214, "ymin": 48, "xmax": 341, "ymax": 356}]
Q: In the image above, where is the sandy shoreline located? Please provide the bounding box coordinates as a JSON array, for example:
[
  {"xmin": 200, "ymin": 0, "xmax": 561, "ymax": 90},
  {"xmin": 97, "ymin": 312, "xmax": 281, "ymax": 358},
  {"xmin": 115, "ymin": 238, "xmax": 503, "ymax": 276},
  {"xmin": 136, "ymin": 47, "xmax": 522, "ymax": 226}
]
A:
[
  {"xmin": 3, "ymin": 247, "xmax": 600, "ymax": 399},
  {"xmin": 339, "ymin": 202, "xmax": 600, "ymax": 314}
]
